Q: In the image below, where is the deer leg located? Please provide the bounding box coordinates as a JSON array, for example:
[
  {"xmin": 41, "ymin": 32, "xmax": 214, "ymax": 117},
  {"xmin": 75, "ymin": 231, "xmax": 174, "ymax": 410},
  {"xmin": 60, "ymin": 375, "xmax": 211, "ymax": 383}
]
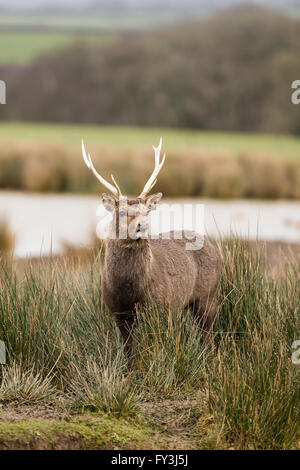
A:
[
  {"xmin": 190, "ymin": 298, "xmax": 217, "ymax": 341},
  {"xmin": 112, "ymin": 311, "xmax": 135, "ymax": 360}
]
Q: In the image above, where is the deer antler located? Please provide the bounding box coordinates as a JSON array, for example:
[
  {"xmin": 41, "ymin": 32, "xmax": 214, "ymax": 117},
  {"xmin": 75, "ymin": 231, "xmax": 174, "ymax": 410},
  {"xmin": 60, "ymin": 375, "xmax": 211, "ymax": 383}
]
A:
[
  {"xmin": 81, "ymin": 140, "xmax": 123, "ymax": 197},
  {"xmin": 138, "ymin": 138, "xmax": 165, "ymax": 199}
]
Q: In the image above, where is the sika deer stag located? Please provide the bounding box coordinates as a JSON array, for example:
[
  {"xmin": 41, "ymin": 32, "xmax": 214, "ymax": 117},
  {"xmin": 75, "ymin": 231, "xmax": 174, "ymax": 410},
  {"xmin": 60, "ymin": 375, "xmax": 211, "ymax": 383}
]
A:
[{"xmin": 82, "ymin": 138, "xmax": 221, "ymax": 357}]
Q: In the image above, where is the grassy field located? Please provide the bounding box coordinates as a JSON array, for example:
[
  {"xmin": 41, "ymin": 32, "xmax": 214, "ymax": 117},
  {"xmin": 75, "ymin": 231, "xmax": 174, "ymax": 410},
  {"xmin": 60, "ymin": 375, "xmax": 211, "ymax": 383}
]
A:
[
  {"xmin": 0, "ymin": 122, "xmax": 300, "ymax": 158},
  {"xmin": 0, "ymin": 238, "xmax": 299, "ymax": 450},
  {"xmin": 0, "ymin": 11, "xmax": 208, "ymax": 34},
  {"xmin": 0, "ymin": 32, "xmax": 117, "ymax": 65}
]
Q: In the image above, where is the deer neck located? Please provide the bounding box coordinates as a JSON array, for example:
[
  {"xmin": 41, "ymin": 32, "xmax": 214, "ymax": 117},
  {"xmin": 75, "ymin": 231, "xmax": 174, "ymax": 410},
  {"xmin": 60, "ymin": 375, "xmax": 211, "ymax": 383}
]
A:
[{"xmin": 104, "ymin": 239, "xmax": 152, "ymax": 288}]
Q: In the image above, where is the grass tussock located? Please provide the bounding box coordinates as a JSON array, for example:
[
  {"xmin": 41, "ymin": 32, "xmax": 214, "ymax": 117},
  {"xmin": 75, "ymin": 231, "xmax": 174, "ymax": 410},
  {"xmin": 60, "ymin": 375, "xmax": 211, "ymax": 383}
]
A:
[
  {"xmin": 68, "ymin": 352, "xmax": 139, "ymax": 416},
  {"xmin": 133, "ymin": 307, "xmax": 208, "ymax": 394},
  {"xmin": 0, "ymin": 239, "xmax": 299, "ymax": 448},
  {"xmin": 0, "ymin": 143, "xmax": 299, "ymax": 198},
  {"xmin": 0, "ymin": 362, "xmax": 57, "ymax": 405}
]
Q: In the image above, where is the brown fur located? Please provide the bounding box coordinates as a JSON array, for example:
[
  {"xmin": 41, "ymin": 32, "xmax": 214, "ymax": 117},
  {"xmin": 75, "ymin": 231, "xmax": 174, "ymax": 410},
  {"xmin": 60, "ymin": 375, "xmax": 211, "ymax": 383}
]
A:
[{"xmin": 101, "ymin": 195, "xmax": 222, "ymax": 357}]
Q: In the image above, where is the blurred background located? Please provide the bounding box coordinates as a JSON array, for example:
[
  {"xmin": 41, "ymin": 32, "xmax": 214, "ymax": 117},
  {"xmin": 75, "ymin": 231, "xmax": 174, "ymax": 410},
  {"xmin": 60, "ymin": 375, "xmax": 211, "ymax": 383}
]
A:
[{"xmin": 0, "ymin": 0, "xmax": 299, "ymax": 257}]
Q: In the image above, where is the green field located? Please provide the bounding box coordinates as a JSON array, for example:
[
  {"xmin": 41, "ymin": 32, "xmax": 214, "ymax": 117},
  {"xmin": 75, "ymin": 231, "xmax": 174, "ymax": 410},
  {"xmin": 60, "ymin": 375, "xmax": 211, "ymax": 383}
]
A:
[
  {"xmin": 0, "ymin": 11, "xmax": 207, "ymax": 33},
  {"xmin": 0, "ymin": 122, "xmax": 299, "ymax": 159},
  {"xmin": 0, "ymin": 32, "xmax": 117, "ymax": 64}
]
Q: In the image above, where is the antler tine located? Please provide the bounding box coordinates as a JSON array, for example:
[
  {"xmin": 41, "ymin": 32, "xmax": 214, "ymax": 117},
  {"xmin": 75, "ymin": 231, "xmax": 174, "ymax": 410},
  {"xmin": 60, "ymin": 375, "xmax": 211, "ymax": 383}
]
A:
[
  {"xmin": 110, "ymin": 174, "xmax": 123, "ymax": 197},
  {"xmin": 153, "ymin": 137, "xmax": 162, "ymax": 164},
  {"xmin": 81, "ymin": 140, "xmax": 122, "ymax": 197},
  {"xmin": 138, "ymin": 137, "xmax": 166, "ymax": 199}
]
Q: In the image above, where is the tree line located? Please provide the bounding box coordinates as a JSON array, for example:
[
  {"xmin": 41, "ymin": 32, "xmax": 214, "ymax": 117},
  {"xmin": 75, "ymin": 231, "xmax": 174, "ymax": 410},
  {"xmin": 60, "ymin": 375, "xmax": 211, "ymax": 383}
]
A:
[{"xmin": 1, "ymin": 6, "xmax": 300, "ymax": 133}]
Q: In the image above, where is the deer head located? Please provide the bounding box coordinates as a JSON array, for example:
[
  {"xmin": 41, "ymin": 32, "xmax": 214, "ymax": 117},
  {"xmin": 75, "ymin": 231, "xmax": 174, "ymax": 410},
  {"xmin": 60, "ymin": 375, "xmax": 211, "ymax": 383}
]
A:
[{"xmin": 81, "ymin": 138, "xmax": 165, "ymax": 241}]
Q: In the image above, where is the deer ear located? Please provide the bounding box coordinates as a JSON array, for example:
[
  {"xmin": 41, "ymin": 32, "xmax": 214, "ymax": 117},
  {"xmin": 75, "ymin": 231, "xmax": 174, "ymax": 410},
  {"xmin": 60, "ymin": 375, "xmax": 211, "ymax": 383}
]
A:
[
  {"xmin": 101, "ymin": 193, "xmax": 116, "ymax": 212},
  {"xmin": 146, "ymin": 192, "xmax": 162, "ymax": 211}
]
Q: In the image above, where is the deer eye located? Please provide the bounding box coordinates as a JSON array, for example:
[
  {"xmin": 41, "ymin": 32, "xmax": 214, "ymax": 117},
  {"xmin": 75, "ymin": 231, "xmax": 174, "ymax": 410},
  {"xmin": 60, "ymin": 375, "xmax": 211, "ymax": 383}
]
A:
[{"xmin": 119, "ymin": 210, "xmax": 126, "ymax": 217}]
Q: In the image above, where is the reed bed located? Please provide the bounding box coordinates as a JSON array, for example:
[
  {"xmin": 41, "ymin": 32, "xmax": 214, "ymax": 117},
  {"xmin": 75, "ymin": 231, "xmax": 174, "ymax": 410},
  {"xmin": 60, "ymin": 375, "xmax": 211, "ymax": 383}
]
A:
[{"xmin": 0, "ymin": 142, "xmax": 299, "ymax": 198}]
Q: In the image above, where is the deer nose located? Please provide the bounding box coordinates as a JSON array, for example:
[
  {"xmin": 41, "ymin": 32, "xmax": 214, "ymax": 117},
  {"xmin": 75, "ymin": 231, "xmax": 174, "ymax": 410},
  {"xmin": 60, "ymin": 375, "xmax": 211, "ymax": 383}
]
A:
[{"xmin": 137, "ymin": 222, "xmax": 148, "ymax": 232}]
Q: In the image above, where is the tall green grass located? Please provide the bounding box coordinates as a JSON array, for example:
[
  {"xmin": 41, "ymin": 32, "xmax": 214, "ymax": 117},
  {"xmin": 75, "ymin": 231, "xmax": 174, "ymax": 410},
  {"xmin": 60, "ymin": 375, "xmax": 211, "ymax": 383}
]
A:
[
  {"xmin": 133, "ymin": 306, "xmax": 209, "ymax": 394},
  {"xmin": 0, "ymin": 239, "xmax": 299, "ymax": 447},
  {"xmin": 207, "ymin": 239, "xmax": 300, "ymax": 449}
]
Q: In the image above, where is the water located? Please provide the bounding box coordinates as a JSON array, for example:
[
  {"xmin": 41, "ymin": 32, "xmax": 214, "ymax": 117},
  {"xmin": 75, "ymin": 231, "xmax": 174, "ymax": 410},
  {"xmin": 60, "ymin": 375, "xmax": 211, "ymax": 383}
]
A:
[{"xmin": 0, "ymin": 192, "xmax": 299, "ymax": 258}]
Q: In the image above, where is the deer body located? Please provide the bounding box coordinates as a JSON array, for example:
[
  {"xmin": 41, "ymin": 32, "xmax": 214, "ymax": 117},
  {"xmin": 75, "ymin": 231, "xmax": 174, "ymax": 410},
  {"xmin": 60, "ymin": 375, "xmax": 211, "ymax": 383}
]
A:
[
  {"xmin": 81, "ymin": 138, "xmax": 221, "ymax": 357},
  {"xmin": 102, "ymin": 230, "xmax": 221, "ymax": 356},
  {"xmin": 103, "ymin": 232, "xmax": 220, "ymax": 313}
]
